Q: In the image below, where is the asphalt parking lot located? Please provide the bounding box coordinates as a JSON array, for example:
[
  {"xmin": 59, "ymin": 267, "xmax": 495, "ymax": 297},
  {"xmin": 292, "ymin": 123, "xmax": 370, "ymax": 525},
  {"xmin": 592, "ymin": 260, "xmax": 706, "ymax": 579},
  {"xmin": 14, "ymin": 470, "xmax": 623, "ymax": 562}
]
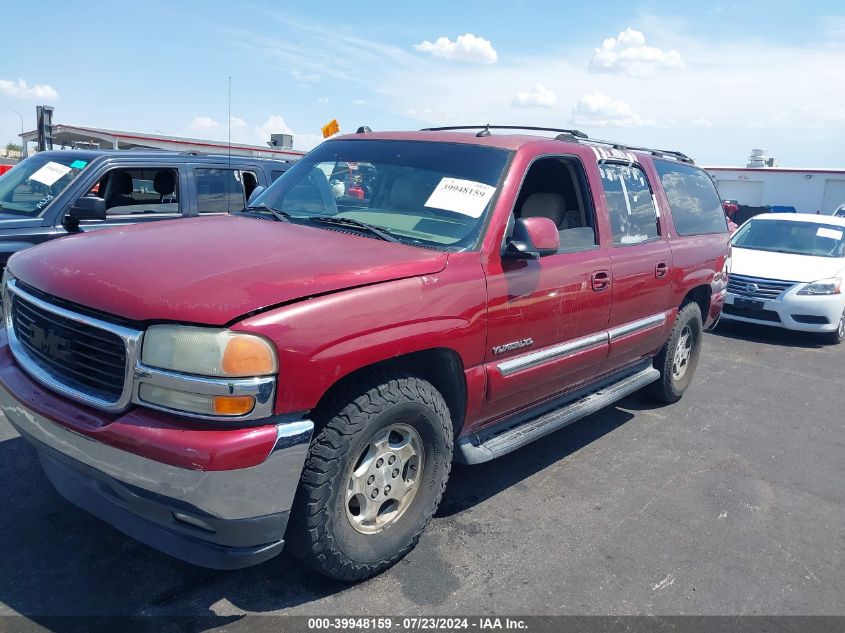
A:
[{"xmin": 0, "ymin": 320, "xmax": 842, "ymax": 625}]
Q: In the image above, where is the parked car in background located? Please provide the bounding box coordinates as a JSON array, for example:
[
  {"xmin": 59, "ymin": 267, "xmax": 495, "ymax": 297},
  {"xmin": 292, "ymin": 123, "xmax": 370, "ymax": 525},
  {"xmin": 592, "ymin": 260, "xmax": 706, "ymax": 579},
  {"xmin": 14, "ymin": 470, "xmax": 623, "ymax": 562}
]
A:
[
  {"xmin": 834, "ymin": 203, "xmax": 845, "ymax": 218},
  {"xmin": 0, "ymin": 150, "xmax": 293, "ymax": 268},
  {"xmin": 0, "ymin": 126, "xmax": 729, "ymax": 580},
  {"xmin": 722, "ymin": 213, "xmax": 845, "ymax": 343},
  {"xmin": 722, "ymin": 199, "xmax": 739, "ymax": 221}
]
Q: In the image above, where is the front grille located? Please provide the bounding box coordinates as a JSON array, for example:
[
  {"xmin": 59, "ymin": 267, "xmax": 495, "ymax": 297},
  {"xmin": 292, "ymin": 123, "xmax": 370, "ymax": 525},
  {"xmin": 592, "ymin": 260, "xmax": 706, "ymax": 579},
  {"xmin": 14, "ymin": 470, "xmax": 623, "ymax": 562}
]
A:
[
  {"xmin": 727, "ymin": 273, "xmax": 796, "ymax": 301},
  {"xmin": 11, "ymin": 293, "xmax": 127, "ymax": 402},
  {"xmin": 723, "ymin": 303, "xmax": 781, "ymax": 322}
]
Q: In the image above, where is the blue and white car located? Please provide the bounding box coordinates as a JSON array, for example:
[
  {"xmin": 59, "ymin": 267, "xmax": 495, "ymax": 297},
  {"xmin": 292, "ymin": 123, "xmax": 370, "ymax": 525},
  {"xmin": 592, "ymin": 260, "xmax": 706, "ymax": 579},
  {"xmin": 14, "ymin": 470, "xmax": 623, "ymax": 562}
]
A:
[{"xmin": 722, "ymin": 213, "xmax": 845, "ymax": 344}]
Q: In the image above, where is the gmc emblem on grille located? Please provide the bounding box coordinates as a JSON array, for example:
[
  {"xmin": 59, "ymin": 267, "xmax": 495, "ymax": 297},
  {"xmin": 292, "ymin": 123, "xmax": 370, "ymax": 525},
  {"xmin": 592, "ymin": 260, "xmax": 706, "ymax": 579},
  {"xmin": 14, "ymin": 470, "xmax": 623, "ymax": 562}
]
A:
[{"xmin": 29, "ymin": 325, "xmax": 71, "ymax": 362}]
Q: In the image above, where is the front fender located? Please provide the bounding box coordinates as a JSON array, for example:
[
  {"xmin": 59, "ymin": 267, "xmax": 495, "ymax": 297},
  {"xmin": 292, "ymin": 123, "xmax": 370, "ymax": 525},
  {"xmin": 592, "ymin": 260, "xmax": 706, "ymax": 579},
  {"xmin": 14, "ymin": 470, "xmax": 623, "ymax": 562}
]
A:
[{"xmin": 233, "ymin": 253, "xmax": 488, "ymax": 414}]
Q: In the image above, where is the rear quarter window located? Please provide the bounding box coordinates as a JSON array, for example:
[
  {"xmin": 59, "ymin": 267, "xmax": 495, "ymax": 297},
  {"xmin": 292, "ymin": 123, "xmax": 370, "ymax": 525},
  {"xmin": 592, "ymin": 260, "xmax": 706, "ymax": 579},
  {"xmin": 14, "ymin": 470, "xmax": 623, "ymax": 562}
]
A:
[{"xmin": 654, "ymin": 160, "xmax": 728, "ymax": 236}]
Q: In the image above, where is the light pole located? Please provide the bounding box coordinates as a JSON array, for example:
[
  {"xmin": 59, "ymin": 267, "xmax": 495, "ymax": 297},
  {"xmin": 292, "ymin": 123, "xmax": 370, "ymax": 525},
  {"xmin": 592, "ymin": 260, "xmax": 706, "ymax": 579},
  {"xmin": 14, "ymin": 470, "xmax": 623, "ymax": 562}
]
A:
[{"xmin": 12, "ymin": 110, "xmax": 26, "ymax": 158}]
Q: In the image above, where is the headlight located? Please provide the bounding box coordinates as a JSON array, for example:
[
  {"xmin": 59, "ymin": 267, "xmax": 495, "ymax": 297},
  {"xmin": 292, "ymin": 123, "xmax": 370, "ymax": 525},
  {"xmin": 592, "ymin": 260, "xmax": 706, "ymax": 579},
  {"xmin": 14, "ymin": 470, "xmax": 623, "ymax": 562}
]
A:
[
  {"xmin": 142, "ymin": 325, "xmax": 277, "ymax": 377},
  {"xmin": 797, "ymin": 277, "xmax": 841, "ymax": 296},
  {"xmin": 138, "ymin": 326, "xmax": 278, "ymax": 419}
]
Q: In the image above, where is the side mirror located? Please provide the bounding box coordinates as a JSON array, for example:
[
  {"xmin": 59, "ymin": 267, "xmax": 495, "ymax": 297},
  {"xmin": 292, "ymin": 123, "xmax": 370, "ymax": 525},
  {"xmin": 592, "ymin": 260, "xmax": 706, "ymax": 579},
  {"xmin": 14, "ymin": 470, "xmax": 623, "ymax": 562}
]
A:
[
  {"xmin": 503, "ymin": 217, "xmax": 559, "ymax": 259},
  {"xmin": 246, "ymin": 185, "xmax": 265, "ymax": 207},
  {"xmin": 66, "ymin": 196, "xmax": 106, "ymax": 225}
]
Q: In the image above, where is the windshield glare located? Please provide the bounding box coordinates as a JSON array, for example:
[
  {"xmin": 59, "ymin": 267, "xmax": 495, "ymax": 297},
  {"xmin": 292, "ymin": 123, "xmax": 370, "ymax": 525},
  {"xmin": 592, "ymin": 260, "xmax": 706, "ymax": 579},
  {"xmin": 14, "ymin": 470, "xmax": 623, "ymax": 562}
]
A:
[
  {"xmin": 250, "ymin": 139, "xmax": 510, "ymax": 250},
  {"xmin": 0, "ymin": 155, "xmax": 89, "ymax": 216},
  {"xmin": 732, "ymin": 218, "xmax": 845, "ymax": 258}
]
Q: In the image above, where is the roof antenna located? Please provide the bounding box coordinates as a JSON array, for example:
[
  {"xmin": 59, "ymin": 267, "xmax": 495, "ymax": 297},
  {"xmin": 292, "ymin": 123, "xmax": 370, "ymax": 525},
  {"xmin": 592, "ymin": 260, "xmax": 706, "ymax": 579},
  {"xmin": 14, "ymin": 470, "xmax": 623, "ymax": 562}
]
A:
[
  {"xmin": 476, "ymin": 124, "xmax": 491, "ymax": 137},
  {"xmin": 227, "ymin": 75, "xmax": 232, "ymax": 170}
]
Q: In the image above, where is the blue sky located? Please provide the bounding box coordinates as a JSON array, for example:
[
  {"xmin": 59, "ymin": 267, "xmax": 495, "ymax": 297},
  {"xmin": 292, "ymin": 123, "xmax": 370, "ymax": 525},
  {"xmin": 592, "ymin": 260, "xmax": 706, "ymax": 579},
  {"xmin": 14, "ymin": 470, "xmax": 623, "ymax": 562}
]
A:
[{"xmin": 1, "ymin": 1, "xmax": 844, "ymax": 166}]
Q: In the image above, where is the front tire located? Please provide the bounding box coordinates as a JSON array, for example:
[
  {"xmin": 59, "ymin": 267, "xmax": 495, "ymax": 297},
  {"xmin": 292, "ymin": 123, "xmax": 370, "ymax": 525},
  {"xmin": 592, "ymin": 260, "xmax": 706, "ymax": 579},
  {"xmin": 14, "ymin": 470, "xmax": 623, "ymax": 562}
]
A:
[
  {"xmin": 822, "ymin": 308, "xmax": 845, "ymax": 345},
  {"xmin": 650, "ymin": 302, "xmax": 703, "ymax": 403},
  {"xmin": 287, "ymin": 371, "xmax": 453, "ymax": 581}
]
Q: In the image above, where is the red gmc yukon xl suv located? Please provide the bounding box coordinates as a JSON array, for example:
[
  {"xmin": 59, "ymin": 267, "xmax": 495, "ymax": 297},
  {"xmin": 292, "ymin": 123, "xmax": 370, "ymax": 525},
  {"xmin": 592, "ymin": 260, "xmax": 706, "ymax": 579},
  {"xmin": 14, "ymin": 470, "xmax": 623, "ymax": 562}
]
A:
[{"xmin": 0, "ymin": 126, "xmax": 730, "ymax": 580}]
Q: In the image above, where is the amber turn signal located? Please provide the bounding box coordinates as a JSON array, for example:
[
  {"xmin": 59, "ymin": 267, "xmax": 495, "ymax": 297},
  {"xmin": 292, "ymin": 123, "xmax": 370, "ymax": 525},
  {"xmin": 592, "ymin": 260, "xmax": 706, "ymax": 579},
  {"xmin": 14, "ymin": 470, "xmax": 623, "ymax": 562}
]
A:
[
  {"xmin": 212, "ymin": 395, "xmax": 256, "ymax": 416},
  {"xmin": 222, "ymin": 335, "xmax": 277, "ymax": 376}
]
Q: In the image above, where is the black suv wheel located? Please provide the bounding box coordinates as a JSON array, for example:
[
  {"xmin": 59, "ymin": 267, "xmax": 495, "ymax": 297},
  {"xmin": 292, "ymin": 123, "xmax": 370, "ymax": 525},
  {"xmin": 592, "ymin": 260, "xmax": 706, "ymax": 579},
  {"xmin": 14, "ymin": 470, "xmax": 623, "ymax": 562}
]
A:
[
  {"xmin": 650, "ymin": 302, "xmax": 703, "ymax": 403},
  {"xmin": 287, "ymin": 371, "xmax": 453, "ymax": 581}
]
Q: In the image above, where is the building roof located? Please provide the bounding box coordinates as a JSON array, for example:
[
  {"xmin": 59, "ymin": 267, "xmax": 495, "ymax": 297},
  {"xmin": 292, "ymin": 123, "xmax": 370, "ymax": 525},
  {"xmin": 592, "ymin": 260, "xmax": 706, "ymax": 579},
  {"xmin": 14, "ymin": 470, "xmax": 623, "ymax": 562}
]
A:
[
  {"xmin": 705, "ymin": 166, "xmax": 845, "ymax": 174},
  {"xmin": 20, "ymin": 123, "xmax": 304, "ymax": 160}
]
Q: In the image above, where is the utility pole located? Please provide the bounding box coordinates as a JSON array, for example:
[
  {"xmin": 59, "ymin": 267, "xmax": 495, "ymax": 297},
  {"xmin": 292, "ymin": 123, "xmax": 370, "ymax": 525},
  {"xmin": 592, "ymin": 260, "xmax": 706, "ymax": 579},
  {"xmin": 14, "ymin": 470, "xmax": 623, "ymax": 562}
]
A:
[{"xmin": 13, "ymin": 110, "xmax": 26, "ymax": 158}]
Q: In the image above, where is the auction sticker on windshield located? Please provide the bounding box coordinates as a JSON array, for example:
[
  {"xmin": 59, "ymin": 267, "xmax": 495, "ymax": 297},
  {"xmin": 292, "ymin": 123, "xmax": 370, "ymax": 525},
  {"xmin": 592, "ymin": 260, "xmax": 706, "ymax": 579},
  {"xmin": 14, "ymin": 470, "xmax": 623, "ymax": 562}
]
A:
[
  {"xmin": 29, "ymin": 161, "xmax": 72, "ymax": 186},
  {"xmin": 817, "ymin": 227, "xmax": 843, "ymax": 240},
  {"xmin": 425, "ymin": 177, "xmax": 496, "ymax": 218}
]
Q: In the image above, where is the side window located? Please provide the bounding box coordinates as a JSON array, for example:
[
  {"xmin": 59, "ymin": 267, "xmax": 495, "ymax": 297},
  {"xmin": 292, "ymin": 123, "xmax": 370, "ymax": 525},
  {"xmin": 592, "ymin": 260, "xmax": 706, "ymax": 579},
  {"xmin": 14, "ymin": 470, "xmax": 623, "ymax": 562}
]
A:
[
  {"xmin": 599, "ymin": 163, "xmax": 659, "ymax": 246},
  {"xmin": 93, "ymin": 168, "xmax": 180, "ymax": 215},
  {"xmin": 513, "ymin": 157, "xmax": 598, "ymax": 254},
  {"xmin": 196, "ymin": 169, "xmax": 256, "ymax": 213},
  {"xmin": 654, "ymin": 160, "xmax": 728, "ymax": 235}
]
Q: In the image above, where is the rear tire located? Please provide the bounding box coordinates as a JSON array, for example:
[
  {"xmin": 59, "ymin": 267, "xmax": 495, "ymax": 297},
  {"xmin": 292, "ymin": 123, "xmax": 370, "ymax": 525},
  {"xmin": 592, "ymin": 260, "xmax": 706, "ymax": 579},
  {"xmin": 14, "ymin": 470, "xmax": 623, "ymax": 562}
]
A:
[
  {"xmin": 650, "ymin": 302, "xmax": 703, "ymax": 403},
  {"xmin": 286, "ymin": 371, "xmax": 453, "ymax": 581},
  {"xmin": 822, "ymin": 309, "xmax": 845, "ymax": 345}
]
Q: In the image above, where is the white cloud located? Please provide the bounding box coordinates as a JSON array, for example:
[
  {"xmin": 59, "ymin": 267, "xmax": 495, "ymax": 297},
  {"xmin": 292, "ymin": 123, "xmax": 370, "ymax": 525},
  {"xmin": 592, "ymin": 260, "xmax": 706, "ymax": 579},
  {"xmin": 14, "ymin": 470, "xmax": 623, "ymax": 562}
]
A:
[
  {"xmin": 229, "ymin": 115, "xmax": 247, "ymax": 129},
  {"xmin": 254, "ymin": 115, "xmax": 294, "ymax": 143},
  {"xmin": 512, "ymin": 84, "xmax": 556, "ymax": 108},
  {"xmin": 352, "ymin": 99, "xmax": 366, "ymax": 105},
  {"xmin": 414, "ymin": 33, "xmax": 497, "ymax": 64},
  {"xmin": 291, "ymin": 70, "xmax": 320, "ymax": 85},
  {"xmin": 187, "ymin": 116, "xmax": 220, "ymax": 130},
  {"xmin": 589, "ymin": 28, "xmax": 684, "ymax": 77},
  {"xmin": 0, "ymin": 78, "xmax": 59, "ymax": 100},
  {"xmin": 317, "ymin": 96, "xmax": 329, "ymax": 103},
  {"xmin": 572, "ymin": 91, "xmax": 653, "ymax": 127}
]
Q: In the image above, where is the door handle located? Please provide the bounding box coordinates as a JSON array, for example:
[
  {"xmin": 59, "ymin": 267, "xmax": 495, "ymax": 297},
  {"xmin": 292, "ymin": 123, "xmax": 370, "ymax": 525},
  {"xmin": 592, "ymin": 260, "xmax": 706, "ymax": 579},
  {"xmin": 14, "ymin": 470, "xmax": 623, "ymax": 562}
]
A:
[
  {"xmin": 655, "ymin": 262, "xmax": 669, "ymax": 278},
  {"xmin": 591, "ymin": 270, "xmax": 611, "ymax": 291}
]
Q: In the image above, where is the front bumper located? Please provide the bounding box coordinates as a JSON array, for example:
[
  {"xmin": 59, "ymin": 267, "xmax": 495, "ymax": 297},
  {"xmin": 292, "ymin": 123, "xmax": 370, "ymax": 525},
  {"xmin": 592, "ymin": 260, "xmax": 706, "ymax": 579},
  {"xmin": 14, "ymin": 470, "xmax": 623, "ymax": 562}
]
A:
[
  {"xmin": 0, "ymin": 351, "xmax": 313, "ymax": 570},
  {"xmin": 722, "ymin": 290, "xmax": 845, "ymax": 332}
]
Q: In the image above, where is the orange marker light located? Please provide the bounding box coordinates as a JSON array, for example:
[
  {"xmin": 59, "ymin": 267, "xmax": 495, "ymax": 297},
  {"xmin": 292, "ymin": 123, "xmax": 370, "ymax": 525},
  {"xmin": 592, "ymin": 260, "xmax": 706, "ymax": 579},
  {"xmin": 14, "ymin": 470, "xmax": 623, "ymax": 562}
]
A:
[
  {"xmin": 212, "ymin": 395, "xmax": 255, "ymax": 416},
  {"xmin": 221, "ymin": 335, "xmax": 276, "ymax": 376}
]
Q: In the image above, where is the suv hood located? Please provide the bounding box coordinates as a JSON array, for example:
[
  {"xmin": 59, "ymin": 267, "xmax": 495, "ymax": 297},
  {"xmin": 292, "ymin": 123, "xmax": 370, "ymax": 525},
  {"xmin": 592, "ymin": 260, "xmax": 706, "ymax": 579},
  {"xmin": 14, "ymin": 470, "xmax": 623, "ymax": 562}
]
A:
[
  {"xmin": 732, "ymin": 246, "xmax": 845, "ymax": 283},
  {"xmin": 9, "ymin": 215, "xmax": 449, "ymax": 325}
]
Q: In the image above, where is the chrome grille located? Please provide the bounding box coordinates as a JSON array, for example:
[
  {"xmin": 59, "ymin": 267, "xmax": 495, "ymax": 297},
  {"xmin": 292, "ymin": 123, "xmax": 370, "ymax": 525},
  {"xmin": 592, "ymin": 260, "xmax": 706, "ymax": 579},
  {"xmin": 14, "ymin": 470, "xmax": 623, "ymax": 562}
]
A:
[
  {"xmin": 727, "ymin": 273, "xmax": 797, "ymax": 301},
  {"xmin": 4, "ymin": 280, "xmax": 142, "ymax": 412}
]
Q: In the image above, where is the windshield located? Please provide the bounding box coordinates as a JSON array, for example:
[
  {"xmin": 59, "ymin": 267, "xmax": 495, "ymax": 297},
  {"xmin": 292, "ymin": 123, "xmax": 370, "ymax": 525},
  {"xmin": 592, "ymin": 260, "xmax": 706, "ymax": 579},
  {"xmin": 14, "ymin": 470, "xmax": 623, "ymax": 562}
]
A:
[
  {"xmin": 731, "ymin": 218, "xmax": 845, "ymax": 258},
  {"xmin": 0, "ymin": 155, "xmax": 90, "ymax": 216},
  {"xmin": 249, "ymin": 139, "xmax": 510, "ymax": 250}
]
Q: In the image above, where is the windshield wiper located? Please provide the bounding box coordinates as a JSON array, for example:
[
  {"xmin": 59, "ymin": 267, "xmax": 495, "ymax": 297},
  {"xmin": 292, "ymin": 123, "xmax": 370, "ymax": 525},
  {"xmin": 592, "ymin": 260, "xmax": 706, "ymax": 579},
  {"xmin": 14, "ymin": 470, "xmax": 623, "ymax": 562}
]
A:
[
  {"xmin": 238, "ymin": 204, "xmax": 292, "ymax": 223},
  {"xmin": 307, "ymin": 216, "xmax": 401, "ymax": 243}
]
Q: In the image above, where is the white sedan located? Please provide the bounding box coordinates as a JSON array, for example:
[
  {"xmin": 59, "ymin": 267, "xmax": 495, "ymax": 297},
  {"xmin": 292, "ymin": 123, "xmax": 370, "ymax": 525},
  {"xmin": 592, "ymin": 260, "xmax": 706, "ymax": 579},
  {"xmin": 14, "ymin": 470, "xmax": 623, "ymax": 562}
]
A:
[{"xmin": 722, "ymin": 213, "xmax": 845, "ymax": 344}]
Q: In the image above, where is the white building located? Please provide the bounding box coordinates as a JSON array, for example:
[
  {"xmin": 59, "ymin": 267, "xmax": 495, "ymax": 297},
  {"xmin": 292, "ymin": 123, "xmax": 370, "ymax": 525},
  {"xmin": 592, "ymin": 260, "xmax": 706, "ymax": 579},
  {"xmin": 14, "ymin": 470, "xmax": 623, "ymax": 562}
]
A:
[{"xmin": 705, "ymin": 149, "xmax": 845, "ymax": 215}]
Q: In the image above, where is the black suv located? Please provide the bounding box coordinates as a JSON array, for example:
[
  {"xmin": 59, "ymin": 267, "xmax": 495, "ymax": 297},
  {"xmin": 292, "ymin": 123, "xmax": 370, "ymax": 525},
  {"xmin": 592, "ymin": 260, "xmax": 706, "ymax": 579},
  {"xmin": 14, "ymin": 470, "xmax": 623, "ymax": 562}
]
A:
[{"xmin": 0, "ymin": 150, "xmax": 293, "ymax": 267}]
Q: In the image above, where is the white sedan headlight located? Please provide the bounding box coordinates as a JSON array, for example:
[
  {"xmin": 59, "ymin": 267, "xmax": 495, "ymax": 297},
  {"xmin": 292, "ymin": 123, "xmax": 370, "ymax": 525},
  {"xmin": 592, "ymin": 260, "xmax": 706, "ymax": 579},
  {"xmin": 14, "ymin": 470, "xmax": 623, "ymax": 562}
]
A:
[{"xmin": 797, "ymin": 277, "xmax": 841, "ymax": 296}]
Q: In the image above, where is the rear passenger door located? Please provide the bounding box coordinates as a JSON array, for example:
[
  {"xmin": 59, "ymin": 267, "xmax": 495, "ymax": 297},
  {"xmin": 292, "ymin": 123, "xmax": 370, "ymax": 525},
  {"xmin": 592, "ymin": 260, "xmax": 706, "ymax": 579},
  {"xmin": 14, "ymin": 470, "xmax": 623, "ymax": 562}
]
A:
[
  {"xmin": 191, "ymin": 166, "xmax": 260, "ymax": 215},
  {"xmin": 597, "ymin": 160, "xmax": 673, "ymax": 364}
]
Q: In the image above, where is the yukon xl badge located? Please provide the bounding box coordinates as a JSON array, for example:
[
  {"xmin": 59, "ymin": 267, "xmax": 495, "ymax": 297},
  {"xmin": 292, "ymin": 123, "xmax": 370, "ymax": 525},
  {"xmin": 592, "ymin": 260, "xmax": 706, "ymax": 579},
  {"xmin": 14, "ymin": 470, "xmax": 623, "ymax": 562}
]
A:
[{"xmin": 492, "ymin": 338, "xmax": 534, "ymax": 355}]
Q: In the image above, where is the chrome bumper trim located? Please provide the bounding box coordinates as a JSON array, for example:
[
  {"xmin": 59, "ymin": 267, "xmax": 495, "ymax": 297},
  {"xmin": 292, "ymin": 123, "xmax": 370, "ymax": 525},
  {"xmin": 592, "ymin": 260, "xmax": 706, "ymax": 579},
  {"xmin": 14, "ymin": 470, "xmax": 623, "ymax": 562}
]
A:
[{"xmin": 0, "ymin": 384, "xmax": 313, "ymax": 520}]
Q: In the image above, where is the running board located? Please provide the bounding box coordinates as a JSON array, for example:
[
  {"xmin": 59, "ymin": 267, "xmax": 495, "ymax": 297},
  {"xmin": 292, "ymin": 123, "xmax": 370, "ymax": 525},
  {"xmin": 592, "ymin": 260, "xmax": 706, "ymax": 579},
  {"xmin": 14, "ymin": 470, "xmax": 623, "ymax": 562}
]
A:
[{"xmin": 455, "ymin": 364, "xmax": 660, "ymax": 464}]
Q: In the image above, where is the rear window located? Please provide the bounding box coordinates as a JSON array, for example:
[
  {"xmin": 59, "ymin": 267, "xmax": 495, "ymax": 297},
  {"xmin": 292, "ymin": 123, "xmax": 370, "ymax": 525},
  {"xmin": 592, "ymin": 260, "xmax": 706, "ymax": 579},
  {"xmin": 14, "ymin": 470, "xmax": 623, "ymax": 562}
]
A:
[{"xmin": 654, "ymin": 160, "xmax": 728, "ymax": 236}]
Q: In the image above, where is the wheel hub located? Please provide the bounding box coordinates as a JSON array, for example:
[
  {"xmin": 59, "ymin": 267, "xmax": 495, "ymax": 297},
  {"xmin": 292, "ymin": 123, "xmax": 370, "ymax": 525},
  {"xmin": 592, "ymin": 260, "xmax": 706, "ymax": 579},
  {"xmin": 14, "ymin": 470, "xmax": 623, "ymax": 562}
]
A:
[
  {"xmin": 672, "ymin": 325, "xmax": 693, "ymax": 381},
  {"xmin": 345, "ymin": 423, "xmax": 424, "ymax": 534}
]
